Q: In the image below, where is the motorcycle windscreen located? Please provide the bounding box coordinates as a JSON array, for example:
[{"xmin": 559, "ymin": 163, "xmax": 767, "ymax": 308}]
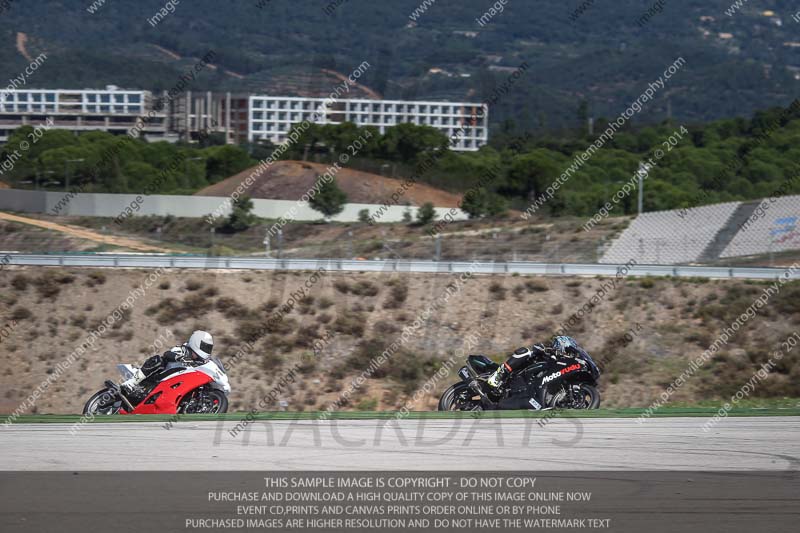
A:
[
  {"xmin": 211, "ymin": 357, "xmax": 226, "ymax": 373},
  {"xmin": 197, "ymin": 360, "xmax": 231, "ymax": 393},
  {"xmin": 574, "ymin": 347, "xmax": 601, "ymax": 377},
  {"xmin": 116, "ymin": 364, "xmax": 137, "ymax": 380}
]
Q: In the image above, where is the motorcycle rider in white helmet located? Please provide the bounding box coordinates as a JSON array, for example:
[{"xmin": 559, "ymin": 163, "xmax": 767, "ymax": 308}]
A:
[{"xmin": 120, "ymin": 330, "xmax": 214, "ymax": 400}]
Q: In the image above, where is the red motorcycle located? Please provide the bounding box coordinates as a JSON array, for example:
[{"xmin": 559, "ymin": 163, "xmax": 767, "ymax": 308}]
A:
[{"xmin": 82, "ymin": 359, "xmax": 231, "ymax": 415}]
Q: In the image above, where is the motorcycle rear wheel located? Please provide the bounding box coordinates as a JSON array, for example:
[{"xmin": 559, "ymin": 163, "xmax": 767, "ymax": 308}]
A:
[
  {"xmin": 82, "ymin": 388, "xmax": 123, "ymax": 416},
  {"xmin": 438, "ymin": 383, "xmax": 483, "ymax": 411}
]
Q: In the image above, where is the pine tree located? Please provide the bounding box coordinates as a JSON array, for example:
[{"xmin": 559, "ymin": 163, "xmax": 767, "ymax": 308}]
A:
[{"xmin": 309, "ymin": 177, "xmax": 348, "ymax": 219}]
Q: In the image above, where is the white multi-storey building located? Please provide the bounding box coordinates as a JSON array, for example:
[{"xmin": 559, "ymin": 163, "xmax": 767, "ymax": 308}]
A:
[
  {"xmin": 0, "ymin": 87, "xmax": 168, "ymax": 142},
  {"xmin": 248, "ymin": 96, "xmax": 488, "ymax": 151},
  {"xmin": 0, "ymin": 89, "xmax": 490, "ymax": 150}
]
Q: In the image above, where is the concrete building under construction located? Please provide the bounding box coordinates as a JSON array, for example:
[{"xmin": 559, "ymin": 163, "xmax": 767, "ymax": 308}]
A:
[{"xmin": 0, "ymin": 86, "xmax": 489, "ymax": 150}]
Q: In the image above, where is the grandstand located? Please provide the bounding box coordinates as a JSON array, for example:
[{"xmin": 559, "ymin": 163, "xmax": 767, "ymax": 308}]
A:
[
  {"xmin": 600, "ymin": 202, "xmax": 740, "ymax": 264},
  {"xmin": 721, "ymin": 195, "xmax": 800, "ymax": 259},
  {"xmin": 601, "ymin": 195, "xmax": 800, "ymax": 265}
]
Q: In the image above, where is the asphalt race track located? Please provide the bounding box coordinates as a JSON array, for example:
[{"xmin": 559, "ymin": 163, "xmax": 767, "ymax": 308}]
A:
[{"xmin": 2, "ymin": 416, "xmax": 798, "ymax": 471}]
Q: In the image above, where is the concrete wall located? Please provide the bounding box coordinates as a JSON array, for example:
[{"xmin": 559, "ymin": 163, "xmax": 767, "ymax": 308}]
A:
[{"xmin": 0, "ymin": 188, "xmax": 467, "ymax": 223}]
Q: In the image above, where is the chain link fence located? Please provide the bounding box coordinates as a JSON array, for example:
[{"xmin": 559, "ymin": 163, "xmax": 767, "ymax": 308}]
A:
[{"xmin": 1, "ymin": 196, "xmax": 799, "ymax": 268}]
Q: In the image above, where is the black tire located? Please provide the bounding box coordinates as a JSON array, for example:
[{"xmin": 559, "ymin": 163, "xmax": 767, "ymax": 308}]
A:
[
  {"xmin": 438, "ymin": 384, "xmax": 459, "ymax": 411},
  {"xmin": 179, "ymin": 389, "xmax": 228, "ymax": 414},
  {"xmin": 210, "ymin": 390, "xmax": 229, "ymax": 414},
  {"xmin": 550, "ymin": 383, "xmax": 601, "ymax": 410},
  {"xmin": 438, "ymin": 383, "xmax": 482, "ymax": 412},
  {"xmin": 574, "ymin": 384, "xmax": 601, "ymax": 409},
  {"xmin": 83, "ymin": 388, "xmax": 122, "ymax": 416}
]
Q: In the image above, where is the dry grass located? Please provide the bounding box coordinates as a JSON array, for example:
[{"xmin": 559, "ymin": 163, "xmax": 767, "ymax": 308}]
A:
[{"xmin": 2, "ymin": 267, "xmax": 799, "ymax": 415}]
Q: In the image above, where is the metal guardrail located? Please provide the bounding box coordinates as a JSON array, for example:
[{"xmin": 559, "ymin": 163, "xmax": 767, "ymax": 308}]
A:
[{"xmin": 3, "ymin": 253, "xmax": 798, "ymax": 280}]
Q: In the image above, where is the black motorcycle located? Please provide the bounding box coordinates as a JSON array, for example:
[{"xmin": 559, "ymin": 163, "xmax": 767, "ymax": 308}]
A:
[{"xmin": 438, "ymin": 346, "xmax": 601, "ymax": 411}]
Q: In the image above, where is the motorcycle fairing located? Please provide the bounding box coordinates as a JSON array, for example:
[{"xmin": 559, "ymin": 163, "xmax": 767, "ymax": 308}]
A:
[
  {"xmin": 121, "ymin": 369, "xmax": 213, "ymax": 415},
  {"xmin": 195, "ymin": 360, "xmax": 231, "ymax": 393},
  {"xmin": 507, "ymin": 357, "xmax": 595, "ymax": 408}
]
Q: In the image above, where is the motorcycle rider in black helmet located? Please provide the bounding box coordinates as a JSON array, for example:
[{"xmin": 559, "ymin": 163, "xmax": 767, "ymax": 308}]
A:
[{"xmin": 487, "ymin": 336, "xmax": 579, "ymax": 389}]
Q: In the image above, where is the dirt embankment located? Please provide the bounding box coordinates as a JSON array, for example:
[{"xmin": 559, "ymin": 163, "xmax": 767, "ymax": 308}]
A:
[
  {"xmin": 16, "ymin": 32, "xmax": 33, "ymax": 62},
  {"xmin": 196, "ymin": 161, "xmax": 463, "ymax": 207},
  {"xmin": 0, "ymin": 212, "xmax": 172, "ymax": 253},
  {"xmin": 1, "ymin": 267, "xmax": 798, "ymax": 415}
]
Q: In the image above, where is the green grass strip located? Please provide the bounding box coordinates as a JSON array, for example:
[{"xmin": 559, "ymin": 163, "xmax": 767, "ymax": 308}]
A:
[{"xmin": 5, "ymin": 406, "xmax": 800, "ymax": 424}]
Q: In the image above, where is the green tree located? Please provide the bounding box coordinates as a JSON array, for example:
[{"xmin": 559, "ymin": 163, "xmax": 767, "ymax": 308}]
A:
[
  {"xmin": 203, "ymin": 145, "xmax": 255, "ymax": 184},
  {"xmin": 381, "ymin": 124, "xmax": 449, "ymax": 163},
  {"xmin": 245, "ymin": 139, "xmax": 278, "ymax": 162},
  {"xmin": 503, "ymin": 150, "xmax": 562, "ymax": 199},
  {"xmin": 120, "ymin": 161, "xmax": 160, "ymax": 195},
  {"xmin": 358, "ymin": 208, "xmax": 371, "ymax": 223},
  {"xmin": 461, "ymin": 188, "xmax": 508, "ymax": 218},
  {"xmin": 309, "ymin": 177, "xmax": 347, "ymax": 219},
  {"xmin": 199, "ymin": 132, "xmax": 228, "ymax": 148},
  {"xmin": 224, "ymin": 195, "xmax": 256, "ymax": 232},
  {"xmin": 416, "ymin": 202, "xmax": 437, "ymax": 225}
]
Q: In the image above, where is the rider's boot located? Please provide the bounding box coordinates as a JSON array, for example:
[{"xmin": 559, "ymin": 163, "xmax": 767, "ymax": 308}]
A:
[
  {"xmin": 120, "ymin": 368, "xmax": 146, "ymax": 396},
  {"xmin": 486, "ymin": 363, "xmax": 511, "ymax": 389}
]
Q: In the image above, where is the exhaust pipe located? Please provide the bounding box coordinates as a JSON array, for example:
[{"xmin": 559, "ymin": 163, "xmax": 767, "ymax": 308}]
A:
[{"xmin": 105, "ymin": 380, "xmax": 135, "ymax": 412}]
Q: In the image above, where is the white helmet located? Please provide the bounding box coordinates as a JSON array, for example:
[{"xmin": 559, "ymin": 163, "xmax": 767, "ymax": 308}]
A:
[{"xmin": 187, "ymin": 330, "xmax": 214, "ymax": 360}]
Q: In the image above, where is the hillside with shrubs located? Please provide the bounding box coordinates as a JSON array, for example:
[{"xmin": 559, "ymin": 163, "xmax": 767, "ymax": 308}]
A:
[{"xmin": 1, "ymin": 267, "xmax": 798, "ymax": 415}]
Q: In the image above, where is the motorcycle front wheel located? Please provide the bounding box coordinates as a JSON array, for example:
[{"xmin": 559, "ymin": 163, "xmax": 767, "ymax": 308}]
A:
[
  {"xmin": 179, "ymin": 389, "xmax": 229, "ymax": 414},
  {"xmin": 552, "ymin": 383, "xmax": 601, "ymax": 409},
  {"xmin": 82, "ymin": 388, "xmax": 123, "ymax": 416}
]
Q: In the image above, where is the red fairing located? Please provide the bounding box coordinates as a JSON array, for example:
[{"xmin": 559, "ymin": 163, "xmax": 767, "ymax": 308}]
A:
[{"xmin": 121, "ymin": 370, "xmax": 213, "ymax": 415}]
